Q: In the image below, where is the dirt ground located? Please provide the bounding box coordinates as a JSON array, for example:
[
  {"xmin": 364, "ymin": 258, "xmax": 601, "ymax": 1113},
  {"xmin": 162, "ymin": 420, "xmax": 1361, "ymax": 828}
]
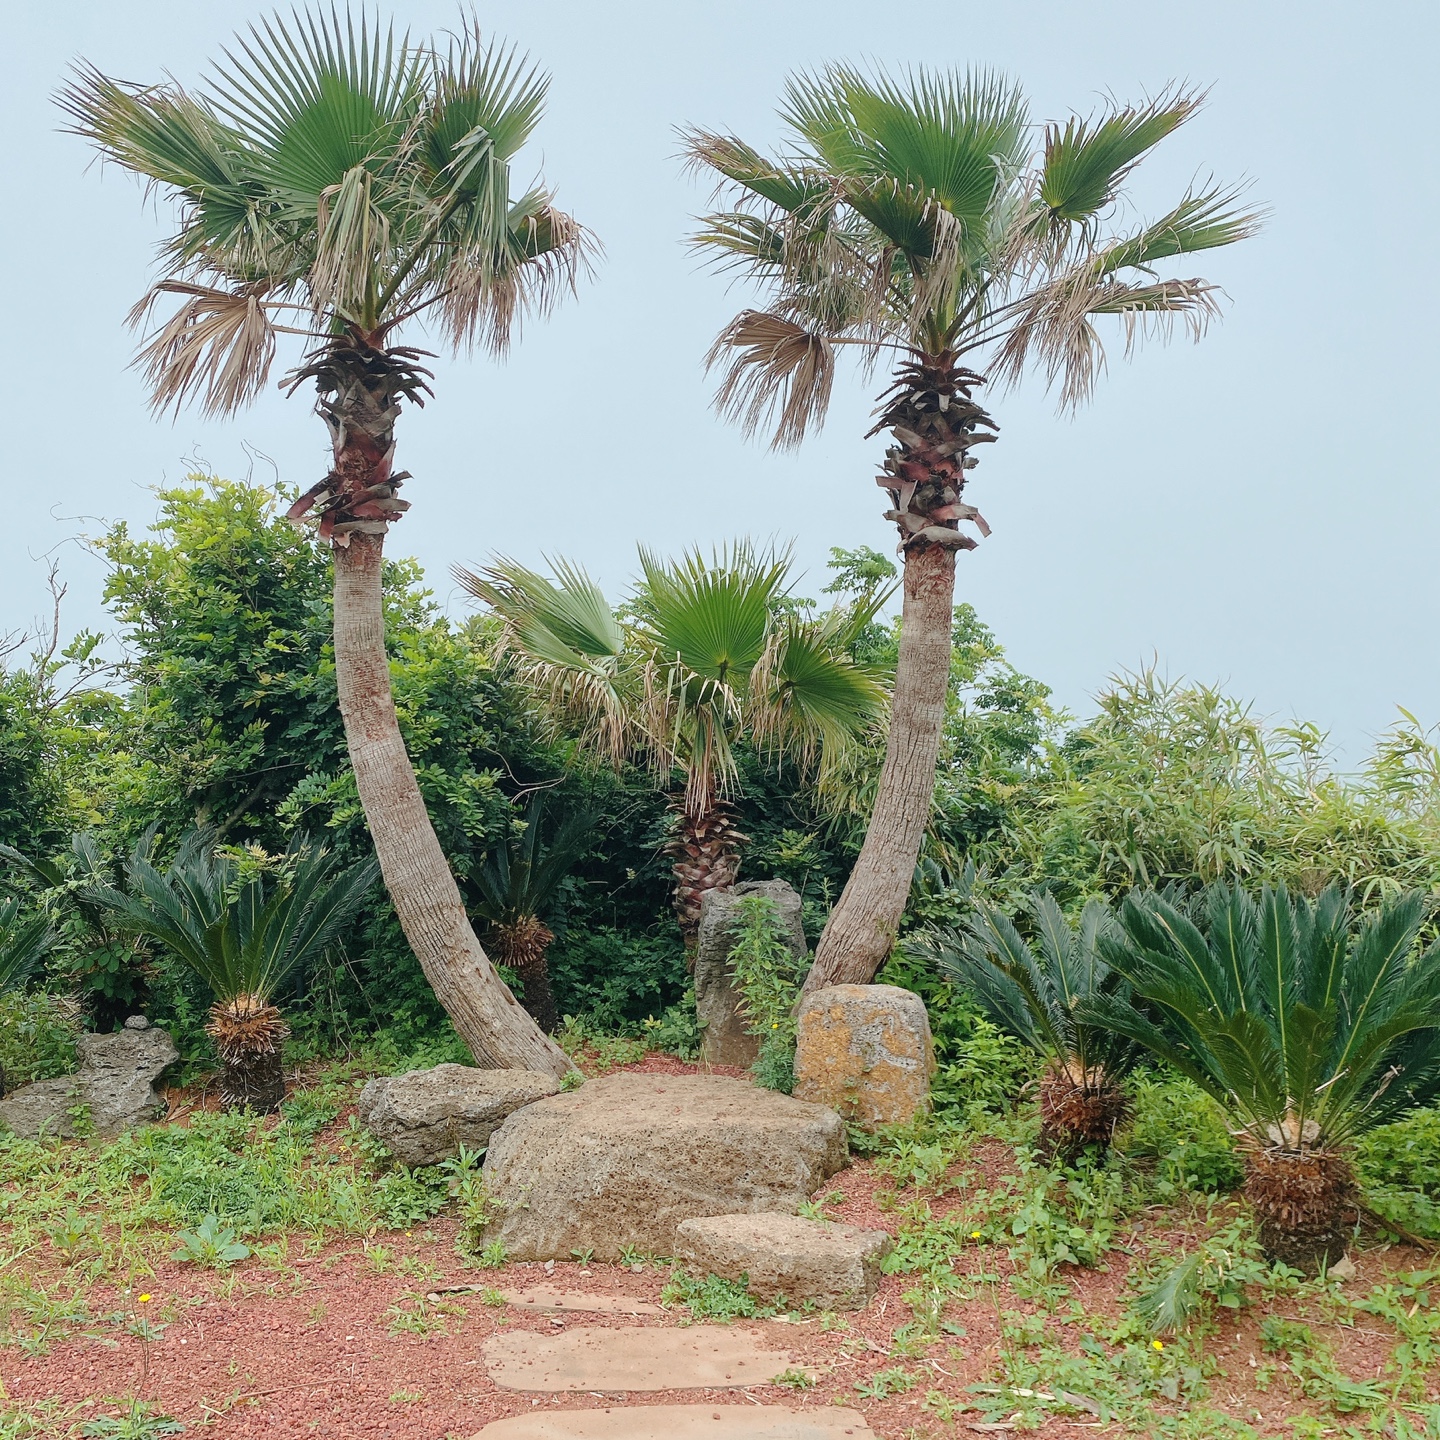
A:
[{"xmin": 6, "ymin": 1056, "xmax": 1436, "ymax": 1439}]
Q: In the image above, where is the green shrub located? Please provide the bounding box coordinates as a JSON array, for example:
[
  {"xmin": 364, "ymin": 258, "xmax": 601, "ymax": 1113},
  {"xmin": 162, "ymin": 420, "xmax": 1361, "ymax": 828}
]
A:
[
  {"xmin": 0, "ymin": 993, "xmax": 78, "ymax": 1093},
  {"xmin": 641, "ymin": 992, "xmax": 701, "ymax": 1061},
  {"xmin": 1124, "ymin": 1071, "xmax": 1242, "ymax": 1194},
  {"xmin": 548, "ymin": 927, "xmax": 688, "ymax": 1031},
  {"xmin": 1354, "ymin": 1106, "xmax": 1440, "ymax": 1240},
  {"xmin": 727, "ymin": 894, "xmax": 809, "ymax": 1094}
]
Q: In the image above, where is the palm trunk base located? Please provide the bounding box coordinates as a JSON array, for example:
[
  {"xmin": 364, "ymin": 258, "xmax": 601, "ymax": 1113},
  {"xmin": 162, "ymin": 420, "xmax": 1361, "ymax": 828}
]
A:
[
  {"xmin": 1038, "ymin": 1066, "xmax": 1131, "ymax": 1163},
  {"xmin": 1245, "ymin": 1149, "xmax": 1354, "ymax": 1274},
  {"xmin": 219, "ymin": 1049, "xmax": 287, "ymax": 1114},
  {"xmin": 666, "ymin": 800, "xmax": 747, "ymax": 957}
]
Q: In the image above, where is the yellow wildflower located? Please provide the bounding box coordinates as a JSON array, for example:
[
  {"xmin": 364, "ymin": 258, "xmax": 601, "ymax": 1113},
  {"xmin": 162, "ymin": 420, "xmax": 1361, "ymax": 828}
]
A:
[
  {"xmin": 138, "ymin": 1294, "xmax": 151, "ymax": 1304},
  {"xmin": 1152, "ymin": 1339, "xmax": 1164, "ymax": 1351}
]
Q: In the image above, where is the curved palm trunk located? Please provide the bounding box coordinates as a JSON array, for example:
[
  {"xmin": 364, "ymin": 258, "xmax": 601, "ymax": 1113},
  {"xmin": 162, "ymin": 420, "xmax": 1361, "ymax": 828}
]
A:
[
  {"xmin": 807, "ymin": 542, "xmax": 957, "ymax": 990},
  {"xmin": 806, "ymin": 354, "xmax": 995, "ymax": 995},
  {"xmin": 333, "ymin": 532, "xmax": 572, "ymax": 1076}
]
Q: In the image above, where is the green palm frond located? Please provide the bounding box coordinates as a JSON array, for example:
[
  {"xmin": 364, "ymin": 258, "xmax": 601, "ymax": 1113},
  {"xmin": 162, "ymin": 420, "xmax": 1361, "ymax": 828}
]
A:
[
  {"xmin": 912, "ymin": 890, "xmax": 1140, "ymax": 1080},
  {"xmin": 1091, "ymin": 884, "xmax": 1440, "ymax": 1150},
  {"xmin": 58, "ymin": 6, "xmax": 587, "ymax": 414},
  {"xmin": 473, "ymin": 793, "xmax": 595, "ymax": 927},
  {"xmin": 87, "ymin": 830, "xmax": 378, "ymax": 1005},
  {"xmin": 689, "ymin": 64, "xmax": 1260, "ymax": 442},
  {"xmin": 0, "ymin": 897, "xmax": 53, "ymax": 994}
]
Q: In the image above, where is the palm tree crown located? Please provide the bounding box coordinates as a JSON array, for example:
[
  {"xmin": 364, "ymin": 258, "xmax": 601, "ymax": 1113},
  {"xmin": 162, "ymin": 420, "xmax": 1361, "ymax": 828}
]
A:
[
  {"xmin": 688, "ymin": 67, "xmax": 1258, "ymax": 442},
  {"xmin": 461, "ymin": 544, "xmax": 889, "ymax": 936}
]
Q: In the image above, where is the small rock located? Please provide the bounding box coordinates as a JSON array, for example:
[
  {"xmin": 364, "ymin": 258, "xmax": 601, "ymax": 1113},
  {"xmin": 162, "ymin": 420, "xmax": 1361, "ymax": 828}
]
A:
[
  {"xmin": 0, "ymin": 1024, "xmax": 178, "ymax": 1139},
  {"xmin": 793, "ymin": 984, "xmax": 935, "ymax": 1129},
  {"xmin": 123, "ymin": 1015, "xmax": 151, "ymax": 1031},
  {"xmin": 357, "ymin": 1064, "xmax": 559, "ymax": 1167},
  {"xmin": 695, "ymin": 881, "xmax": 808, "ymax": 1068},
  {"xmin": 675, "ymin": 1212, "xmax": 891, "ymax": 1309},
  {"xmin": 1329, "ymin": 1254, "xmax": 1358, "ymax": 1282},
  {"xmin": 479, "ymin": 1073, "xmax": 848, "ymax": 1261}
]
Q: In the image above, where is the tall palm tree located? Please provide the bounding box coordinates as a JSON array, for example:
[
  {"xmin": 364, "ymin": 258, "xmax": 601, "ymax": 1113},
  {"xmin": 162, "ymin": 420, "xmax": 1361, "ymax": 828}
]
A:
[
  {"xmin": 61, "ymin": 9, "xmax": 589, "ymax": 1074},
  {"xmin": 460, "ymin": 544, "xmax": 889, "ymax": 944},
  {"xmin": 91, "ymin": 831, "xmax": 379, "ymax": 1111},
  {"xmin": 473, "ymin": 793, "xmax": 594, "ymax": 1033},
  {"xmin": 1088, "ymin": 883, "xmax": 1440, "ymax": 1272},
  {"xmin": 685, "ymin": 69, "xmax": 1261, "ymax": 993}
]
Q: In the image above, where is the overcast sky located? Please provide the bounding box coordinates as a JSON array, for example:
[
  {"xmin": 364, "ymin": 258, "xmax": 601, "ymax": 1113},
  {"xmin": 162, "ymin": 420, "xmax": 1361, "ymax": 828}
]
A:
[{"xmin": 4, "ymin": 0, "xmax": 1436, "ymax": 765}]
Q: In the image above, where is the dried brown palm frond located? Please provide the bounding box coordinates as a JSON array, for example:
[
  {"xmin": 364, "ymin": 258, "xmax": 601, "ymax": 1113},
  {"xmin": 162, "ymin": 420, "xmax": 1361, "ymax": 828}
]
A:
[
  {"xmin": 438, "ymin": 203, "xmax": 594, "ymax": 355},
  {"xmin": 206, "ymin": 992, "xmax": 290, "ymax": 1113},
  {"xmin": 127, "ymin": 280, "xmax": 290, "ymax": 418},
  {"xmin": 1038, "ymin": 1062, "xmax": 1133, "ymax": 1162},
  {"xmin": 705, "ymin": 310, "xmax": 836, "ymax": 449}
]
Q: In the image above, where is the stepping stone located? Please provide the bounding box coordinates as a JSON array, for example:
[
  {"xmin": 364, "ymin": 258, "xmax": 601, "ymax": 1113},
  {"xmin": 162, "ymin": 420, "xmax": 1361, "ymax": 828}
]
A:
[
  {"xmin": 499, "ymin": 1285, "xmax": 664, "ymax": 1316},
  {"xmin": 675, "ymin": 1213, "xmax": 891, "ymax": 1309},
  {"xmin": 471, "ymin": 1406, "xmax": 877, "ymax": 1439},
  {"xmin": 483, "ymin": 1326, "xmax": 795, "ymax": 1392}
]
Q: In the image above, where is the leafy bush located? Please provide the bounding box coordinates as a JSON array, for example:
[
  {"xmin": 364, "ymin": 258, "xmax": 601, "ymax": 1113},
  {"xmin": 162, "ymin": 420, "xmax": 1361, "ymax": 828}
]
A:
[
  {"xmin": 661, "ymin": 1268, "xmax": 775, "ymax": 1320},
  {"xmin": 727, "ymin": 894, "xmax": 809, "ymax": 1093},
  {"xmin": 0, "ymin": 993, "xmax": 78, "ymax": 1093},
  {"xmin": 1124, "ymin": 1071, "xmax": 1243, "ymax": 1194},
  {"xmin": 1353, "ymin": 1106, "xmax": 1440, "ymax": 1240},
  {"xmin": 548, "ymin": 927, "xmax": 688, "ymax": 1032}
]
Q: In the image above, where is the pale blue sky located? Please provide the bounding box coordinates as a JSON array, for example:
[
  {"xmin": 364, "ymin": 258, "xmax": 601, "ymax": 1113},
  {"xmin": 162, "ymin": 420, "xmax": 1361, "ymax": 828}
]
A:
[{"xmin": 4, "ymin": 1, "xmax": 1436, "ymax": 763}]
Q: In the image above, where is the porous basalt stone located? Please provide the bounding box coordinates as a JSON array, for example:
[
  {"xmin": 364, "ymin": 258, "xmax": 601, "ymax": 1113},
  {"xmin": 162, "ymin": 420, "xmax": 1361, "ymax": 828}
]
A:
[
  {"xmin": 0, "ymin": 1021, "xmax": 178, "ymax": 1139},
  {"xmin": 793, "ymin": 984, "xmax": 934, "ymax": 1129},
  {"xmin": 675, "ymin": 1212, "xmax": 891, "ymax": 1308},
  {"xmin": 479, "ymin": 1072, "xmax": 848, "ymax": 1260},
  {"xmin": 357, "ymin": 1064, "xmax": 559, "ymax": 1167}
]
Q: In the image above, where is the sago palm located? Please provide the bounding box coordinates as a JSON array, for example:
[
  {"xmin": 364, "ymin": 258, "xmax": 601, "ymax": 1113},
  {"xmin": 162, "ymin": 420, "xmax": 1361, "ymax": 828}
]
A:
[
  {"xmin": 473, "ymin": 794, "xmax": 594, "ymax": 1033},
  {"xmin": 460, "ymin": 543, "xmax": 888, "ymax": 943},
  {"xmin": 686, "ymin": 68, "xmax": 1261, "ymax": 993},
  {"xmin": 61, "ymin": 8, "xmax": 587, "ymax": 1076},
  {"xmin": 1088, "ymin": 884, "xmax": 1440, "ymax": 1272},
  {"xmin": 90, "ymin": 832, "xmax": 379, "ymax": 1111},
  {"xmin": 914, "ymin": 891, "xmax": 1140, "ymax": 1159}
]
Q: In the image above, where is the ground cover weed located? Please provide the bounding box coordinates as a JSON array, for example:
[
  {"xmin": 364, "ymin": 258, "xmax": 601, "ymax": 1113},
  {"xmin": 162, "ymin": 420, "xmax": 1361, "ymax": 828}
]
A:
[
  {"xmin": 661, "ymin": 1269, "xmax": 776, "ymax": 1321},
  {"xmin": 169, "ymin": 1214, "xmax": 250, "ymax": 1267}
]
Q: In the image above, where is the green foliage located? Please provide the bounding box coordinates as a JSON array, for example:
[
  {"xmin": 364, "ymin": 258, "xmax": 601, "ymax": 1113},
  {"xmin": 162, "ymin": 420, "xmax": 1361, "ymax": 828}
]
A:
[
  {"xmin": 90, "ymin": 828, "xmax": 378, "ymax": 1008},
  {"xmin": 548, "ymin": 927, "xmax": 688, "ymax": 1032},
  {"xmin": 0, "ymin": 993, "xmax": 78, "ymax": 1092},
  {"xmin": 1354, "ymin": 1107, "xmax": 1440, "ymax": 1239},
  {"xmin": 81, "ymin": 1401, "xmax": 185, "ymax": 1439},
  {"xmin": 169, "ymin": 1212, "xmax": 251, "ymax": 1266},
  {"xmin": 661, "ymin": 1268, "xmax": 775, "ymax": 1321},
  {"xmin": 1092, "ymin": 883, "xmax": 1440, "ymax": 1151},
  {"xmin": 472, "ymin": 792, "xmax": 593, "ymax": 930},
  {"xmin": 1124, "ymin": 1071, "xmax": 1242, "ymax": 1194},
  {"xmin": 914, "ymin": 887, "xmax": 1140, "ymax": 1084},
  {"xmin": 641, "ymin": 992, "xmax": 702, "ymax": 1061},
  {"xmin": 1132, "ymin": 1221, "xmax": 1268, "ymax": 1335},
  {"xmin": 726, "ymin": 893, "xmax": 809, "ymax": 1092}
]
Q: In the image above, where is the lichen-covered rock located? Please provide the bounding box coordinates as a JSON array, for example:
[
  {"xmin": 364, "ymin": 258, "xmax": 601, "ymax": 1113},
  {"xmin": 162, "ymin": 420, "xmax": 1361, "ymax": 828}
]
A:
[
  {"xmin": 0, "ymin": 1019, "xmax": 178, "ymax": 1139},
  {"xmin": 357, "ymin": 1064, "xmax": 559, "ymax": 1167},
  {"xmin": 695, "ymin": 880, "xmax": 808, "ymax": 1068},
  {"xmin": 479, "ymin": 1072, "xmax": 848, "ymax": 1261},
  {"xmin": 793, "ymin": 985, "xmax": 934, "ymax": 1129},
  {"xmin": 675, "ymin": 1212, "xmax": 891, "ymax": 1308}
]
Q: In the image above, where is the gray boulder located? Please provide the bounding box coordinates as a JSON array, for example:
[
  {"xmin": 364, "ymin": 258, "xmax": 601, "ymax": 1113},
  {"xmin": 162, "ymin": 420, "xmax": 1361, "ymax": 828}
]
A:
[
  {"xmin": 479, "ymin": 1071, "xmax": 848, "ymax": 1261},
  {"xmin": 357, "ymin": 1063, "xmax": 559, "ymax": 1167},
  {"xmin": 675, "ymin": 1212, "xmax": 891, "ymax": 1309},
  {"xmin": 0, "ymin": 1019, "xmax": 177, "ymax": 1139},
  {"xmin": 695, "ymin": 880, "xmax": 808, "ymax": 1067}
]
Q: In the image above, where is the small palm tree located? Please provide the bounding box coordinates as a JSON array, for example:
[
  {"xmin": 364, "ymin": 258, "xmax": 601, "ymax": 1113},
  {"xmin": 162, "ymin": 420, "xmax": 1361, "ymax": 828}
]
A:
[
  {"xmin": 460, "ymin": 544, "xmax": 888, "ymax": 943},
  {"xmin": 915, "ymin": 891, "xmax": 1140, "ymax": 1158},
  {"xmin": 473, "ymin": 794, "xmax": 594, "ymax": 1033},
  {"xmin": 91, "ymin": 833, "xmax": 379, "ymax": 1111},
  {"xmin": 61, "ymin": 8, "xmax": 587, "ymax": 1077},
  {"xmin": 685, "ymin": 69, "xmax": 1261, "ymax": 994},
  {"xmin": 1089, "ymin": 884, "xmax": 1440, "ymax": 1272}
]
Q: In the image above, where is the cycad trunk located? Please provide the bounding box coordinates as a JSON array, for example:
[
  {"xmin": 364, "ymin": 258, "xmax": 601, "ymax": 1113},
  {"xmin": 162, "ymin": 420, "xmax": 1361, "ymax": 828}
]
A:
[
  {"xmin": 332, "ymin": 531, "xmax": 572, "ymax": 1076},
  {"xmin": 207, "ymin": 995, "xmax": 288, "ymax": 1113},
  {"xmin": 1038, "ymin": 1063, "xmax": 1132, "ymax": 1162},
  {"xmin": 806, "ymin": 542, "xmax": 956, "ymax": 991},
  {"xmin": 491, "ymin": 915, "xmax": 559, "ymax": 1034},
  {"xmin": 1245, "ymin": 1147, "xmax": 1355, "ymax": 1274}
]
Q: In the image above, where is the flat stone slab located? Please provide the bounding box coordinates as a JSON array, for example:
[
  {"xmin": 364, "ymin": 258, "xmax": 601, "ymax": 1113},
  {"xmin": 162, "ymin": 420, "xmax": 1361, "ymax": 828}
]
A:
[
  {"xmin": 483, "ymin": 1326, "xmax": 795, "ymax": 1392},
  {"xmin": 498, "ymin": 1286, "xmax": 663, "ymax": 1316},
  {"xmin": 471, "ymin": 1406, "xmax": 877, "ymax": 1438},
  {"xmin": 676, "ymin": 1213, "xmax": 891, "ymax": 1309}
]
